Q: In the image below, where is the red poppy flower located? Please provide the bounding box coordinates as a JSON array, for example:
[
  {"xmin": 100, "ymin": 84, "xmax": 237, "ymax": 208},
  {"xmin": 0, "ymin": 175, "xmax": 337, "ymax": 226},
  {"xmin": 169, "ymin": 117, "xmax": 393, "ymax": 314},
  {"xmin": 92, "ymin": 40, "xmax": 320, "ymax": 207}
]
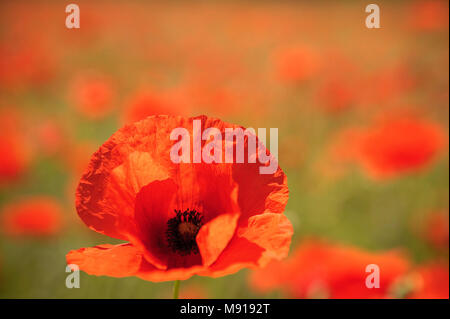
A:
[
  {"xmin": 326, "ymin": 115, "xmax": 448, "ymax": 179},
  {"xmin": 408, "ymin": 262, "xmax": 449, "ymax": 299},
  {"xmin": 0, "ymin": 41, "xmax": 55, "ymax": 89},
  {"xmin": 408, "ymin": 0, "xmax": 449, "ymax": 32},
  {"xmin": 67, "ymin": 115, "xmax": 292, "ymax": 282},
  {"xmin": 273, "ymin": 46, "xmax": 322, "ymax": 84},
  {"xmin": 361, "ymin": 65, "xmax": 417, "ymax": 104},
  {"xmin": 316, "ymin": 77, "xmax": 356, "ymax": 113},
  {"xmin": 69, "ymin": 73, "xmax": 115, "ymax": 119},
  {"xmin": 0, "ymin": 109, "xmax": 32, "ymax": 186},
  {"xmin": 121, "ymin": 90, "xmax": 184, "ymax": 124},
  {"xmin": 249, "ymin": 240, "xmax": 410, "ymax": 299},
  {"xmin": 358, "ymin": 116, "xmax": 447, "ymax": 179},
  {"xmin": 424, "ymin": 211, "xmax": 449, "ymax": 250},
  {"xmin": 1, "ymin": 197, "xmax": 64, "ymax": 237},
  {"xmin": 34, "ymin": 120, "xmax": 67, "ymax": 156}
]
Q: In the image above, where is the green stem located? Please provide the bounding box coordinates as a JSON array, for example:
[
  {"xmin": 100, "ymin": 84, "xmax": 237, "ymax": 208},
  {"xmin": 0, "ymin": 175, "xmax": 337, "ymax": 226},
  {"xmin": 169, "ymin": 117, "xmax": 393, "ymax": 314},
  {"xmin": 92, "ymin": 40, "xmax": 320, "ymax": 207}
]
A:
[{"xmin": 173, "ymin": 280, "xmax": 181, "ymax": 299}]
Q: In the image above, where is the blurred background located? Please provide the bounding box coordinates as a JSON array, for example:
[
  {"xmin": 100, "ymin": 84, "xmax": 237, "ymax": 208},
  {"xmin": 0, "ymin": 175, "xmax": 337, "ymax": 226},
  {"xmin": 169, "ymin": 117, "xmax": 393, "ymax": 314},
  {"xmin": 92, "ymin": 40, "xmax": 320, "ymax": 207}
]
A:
[{"xmin": 0, "ymin": 0, "xmax": 448, "ymax": 298}]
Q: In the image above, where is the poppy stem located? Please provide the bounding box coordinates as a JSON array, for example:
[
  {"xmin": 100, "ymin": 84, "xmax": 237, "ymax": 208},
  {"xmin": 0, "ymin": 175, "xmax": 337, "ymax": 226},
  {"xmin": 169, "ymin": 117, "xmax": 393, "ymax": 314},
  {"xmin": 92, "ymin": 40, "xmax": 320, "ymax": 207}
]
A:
[{"xmin": 173, "ymin": 280, "xmax": 181, "ymax": 299}]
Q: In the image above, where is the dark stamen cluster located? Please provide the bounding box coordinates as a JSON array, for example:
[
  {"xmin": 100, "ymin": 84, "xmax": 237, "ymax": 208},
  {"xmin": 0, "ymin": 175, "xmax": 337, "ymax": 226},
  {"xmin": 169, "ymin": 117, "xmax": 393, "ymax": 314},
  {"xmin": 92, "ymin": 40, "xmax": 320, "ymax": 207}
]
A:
[{"xmin": 166, "ymin": 209, "xmax": 203, "ymax": 256}]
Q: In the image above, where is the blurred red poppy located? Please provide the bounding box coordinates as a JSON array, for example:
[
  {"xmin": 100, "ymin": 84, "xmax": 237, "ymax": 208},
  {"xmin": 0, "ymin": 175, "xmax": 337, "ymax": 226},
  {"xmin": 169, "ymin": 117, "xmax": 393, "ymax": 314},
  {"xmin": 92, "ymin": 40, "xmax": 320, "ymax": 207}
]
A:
[
  {"xmin": 67, "ymin": 115, "xmax": 292, "ymax": 282},
  {"xmin": 316, "ymin": 77, "xmax": 356, "ymax": 113},
  {"xmin": 408, "ymin": 0, "xmax": 449, "ymax": 32},
  {"xmin": 69, "ymin": 73, "xmax": 115, "ymax": 119},
  {"xmin": 249, "ymin": 240, "xmax": 410, "ymax": 299},
  {"xmin": 424, "ymin": 211, "xmax": 449, "ymax": 250},
  {"xmin": 360, "ymin": 65, "xmax": 417, "ymax": 105},
  {"xmin": 34, "ymin": 120, "xmax": 67, "ymax": 156},
  {"xmin": 0, "ymin": 41, "xmax": 55, "ymax": 89},
  {"xmin": 0, "ymin": 109, "xmax": 32, "ymax": 186},
  {"xmin": 121, "ymin": 90, "xmax": 184, "ymax": 124},
  {"xmin": 327, "ymin": 115, "xmax": 448, "ymax": 179},
  {"xmin": 1, "ymin": 197, "xmax": 64, "ymax": 237},
  {"xmin": 273, "ymin": 46, "xmax": 322, "ymax": 84},
  {"xmin": 408, "ymin": 262, "xmax": 449, "ymax": 299},
  {"xmin": 358, "ymin": 116, "xmax": 447, "ymax": 179}
]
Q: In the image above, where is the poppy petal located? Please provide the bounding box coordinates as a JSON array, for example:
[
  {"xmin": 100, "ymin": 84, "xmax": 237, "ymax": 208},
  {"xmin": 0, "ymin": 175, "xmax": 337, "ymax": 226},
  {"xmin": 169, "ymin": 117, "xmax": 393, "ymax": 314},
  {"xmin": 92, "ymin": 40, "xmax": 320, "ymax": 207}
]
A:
[
  {"xmin": 238, "ymin": 212, "xmax": 293, "ymax": 261},
  {"xmin": 66, "ymin": 244, "xmax": 142, "ymax": 277},
  {"xmin": 199, "ymin": 236, "xmax": 265, "ymax": 278},
  {"xmin": 233, "ymin": 163, "xmax": 288, "ymax": 224},
  {"xmin": 200, "ymin": 213, "xmax": 293, "ymax": 277},
  {"xmin": 132, "ymin": 178, "xmax": 178, "ymax": 270},
  {"xmin": 196, "ymin": 209, "xmax": 240, "ymax": 267},
  {"xmin": 136, "ymin": 259, "xmax": 205, "ymax": 282},
  {"xmin": 77, "ymin": 143, "xmax": 170, "ymax": 240}
]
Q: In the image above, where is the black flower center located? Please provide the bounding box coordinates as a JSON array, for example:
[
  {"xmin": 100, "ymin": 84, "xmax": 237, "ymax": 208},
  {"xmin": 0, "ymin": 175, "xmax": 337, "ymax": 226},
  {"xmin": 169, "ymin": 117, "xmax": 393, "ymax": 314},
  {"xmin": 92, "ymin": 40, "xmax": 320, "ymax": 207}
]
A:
[{"xmin": 166, "ymin": 209, "xmax": 203, "ymax": 256}]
